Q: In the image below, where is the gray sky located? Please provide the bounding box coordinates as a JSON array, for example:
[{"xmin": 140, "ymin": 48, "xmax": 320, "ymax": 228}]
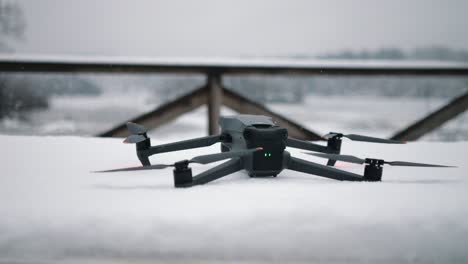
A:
[{"xmin": 10, "ymin": 0, "xmax": 468, "ymax": 57}]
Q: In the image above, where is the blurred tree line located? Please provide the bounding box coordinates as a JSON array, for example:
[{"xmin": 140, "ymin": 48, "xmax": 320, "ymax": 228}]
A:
[
  {"xmin": 0, "ymin": 1, "xmax": 100, "ymax": 118},
  {"xmin": 0, "ymin": 0, "xmax": 37, "ymax": 118},
  {"xmin": 318, "ymin": 47, "xmax": 468, "ymax": 62},
  {"xmin": 0, "ymin": 73, "xmax": 102, "ymax": 118},
  {"xmin": 0, "ymin": 0, "xmax": 25, "ymax": 52}
]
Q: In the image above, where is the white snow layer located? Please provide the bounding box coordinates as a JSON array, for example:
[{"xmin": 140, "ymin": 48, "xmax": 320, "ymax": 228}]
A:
[{"xmin": 0, "ymin": 135, "xmax": 467, "ymax": 264}]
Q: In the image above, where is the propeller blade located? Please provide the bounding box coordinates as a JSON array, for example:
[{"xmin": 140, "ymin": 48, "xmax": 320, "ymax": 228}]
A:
[
  {"xmin": 96, "ymin": 148, "xmax": 263, "ymax": 174},
  {"xmin": 95, "ymin": 164, "xmax": 173, "ymax": 173},
  {"xmin": 306, "ymin": 152, "xmax": 366, "ymax": 164},
  {"xmin": 126, "ymin": 122, "xmax": 147, "ymax": 135},
  {"xmin": 385, "ymin": 161, "xmax": 455, "ymax": 167},
  {"xmin": 190, "ymin": 147, "xmax": 263, "ymax": 164},
  {"xmin": 306, "ymin": 152, "xmax": 455, "ymax": 168},
  {"xmin": 123, "ymin": 134, "xmax": 146, "ymax": 144},
  {"xmin": 322, "ymin": 132, "xmax": 403, "ymax": 144},
  {"xmin": 343, "ymin": 134, "xmax": 404, "ymax": 144}
]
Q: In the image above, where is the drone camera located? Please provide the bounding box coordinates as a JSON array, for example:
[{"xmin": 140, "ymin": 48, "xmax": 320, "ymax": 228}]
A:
[{"xmin": 244, "ymin": 126, "xmax": 287, "ymax": 175}]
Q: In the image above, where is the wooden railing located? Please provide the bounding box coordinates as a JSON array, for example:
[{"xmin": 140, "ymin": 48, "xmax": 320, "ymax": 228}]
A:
[{"xmin": 1, "ymin": 55, "xmax": 468, "ymax": 140}]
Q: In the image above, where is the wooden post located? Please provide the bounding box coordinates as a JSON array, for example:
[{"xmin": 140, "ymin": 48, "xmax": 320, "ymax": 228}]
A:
[{"xmin": 207, "ymin": 72, "xmax": 222, "ymax": 135}]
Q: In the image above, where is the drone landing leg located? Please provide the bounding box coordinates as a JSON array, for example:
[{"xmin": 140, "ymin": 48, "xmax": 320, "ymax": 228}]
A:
[
  {"xmin": 136, "ymin": 138, "xmax": 152, "ymax": 166},
  {"xmin": 363, "ymin": 159, "xmax": 384, "ymax": 182},
  {"xmin": 187, "ymin": 158, "xmax": 243, "ymax": 187},
  {"xmin": 286, "ymin": 156, "xmax": 363, "ymax": 181},
  {"xmin": 326, "ymin": 136, "xmax": 342, "ymax": 166}
]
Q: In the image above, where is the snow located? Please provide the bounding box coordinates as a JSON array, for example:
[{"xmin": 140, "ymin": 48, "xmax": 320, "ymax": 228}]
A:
[{"xmin": 1, "ymin": 134, "xmax": 467, "ymax": 263}]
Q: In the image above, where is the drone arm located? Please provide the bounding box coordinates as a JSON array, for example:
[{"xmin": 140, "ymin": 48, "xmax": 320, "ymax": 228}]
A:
[
  {"xmin": 286, "ymin": 137, "xmax": 328, "ymax": 153},
  {"xmin": 286, "ymin": 156, "xmax": 363, "ymax": 181},
  {"xmin": 191, "ymin": 158, "xmax": 243, "ymax": 186},
  {"xmin": 145, "ymin": 135, "xmax": 224, "ymax": 156}
]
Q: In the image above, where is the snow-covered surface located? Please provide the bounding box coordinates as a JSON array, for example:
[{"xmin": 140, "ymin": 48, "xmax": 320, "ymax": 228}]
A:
[
  {"xmin": 1, "ymin": 134, "xmax": 467, "ymax": 264},
  {"xmin": 2, "ymin": 54, "xmax": 468, "ymax": 69}
]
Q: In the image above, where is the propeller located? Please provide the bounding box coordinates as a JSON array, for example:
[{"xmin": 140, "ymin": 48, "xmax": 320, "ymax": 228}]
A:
[
  {"xmin": 305, "ymin": 152, "xmax": 455, "ymax": 168},
  {"xmin": 127, "ymin": 122, "xmax": 147, "ymax": 135},
  {"xmin": 124, "ymin": 134, "xmax": 146, "ymax": 144},
  {"xmin": 124, "ymin": 122, "xmax": 148, "ymax": 144},
  {"xmin": 322, "ymin": 132, "xmax": 404, "ymax": 144},
  {"xmin": 96, "ymin": 147, "xmax": 263, "ymax": 173},
  {"xmin": 95, "ymin": 163, "xmax": 172, "ymax": 172}
]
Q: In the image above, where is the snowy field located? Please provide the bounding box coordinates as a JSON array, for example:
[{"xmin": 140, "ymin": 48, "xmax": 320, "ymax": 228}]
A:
[
  {"xmin": 1, "ymin": 132, "xmax": 467, "ymax": 263},
  {"xmin": 1, "ymin": 89, "xmax": 468, "ymax": 263}
]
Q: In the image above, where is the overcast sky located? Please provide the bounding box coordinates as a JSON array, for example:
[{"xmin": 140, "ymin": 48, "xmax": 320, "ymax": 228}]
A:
[{"xmin": 10, "ymin": 0, "xmax": 468, "ymax": 57}]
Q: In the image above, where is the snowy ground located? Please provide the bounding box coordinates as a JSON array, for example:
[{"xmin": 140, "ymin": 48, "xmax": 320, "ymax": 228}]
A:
[{"xmin": 0, "ymin": 134, "xmax": 467, "ymax": 263}]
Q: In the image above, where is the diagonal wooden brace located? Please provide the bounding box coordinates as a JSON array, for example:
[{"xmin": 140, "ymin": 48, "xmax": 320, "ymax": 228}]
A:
[
  {"xmin": 221, "ymin": 86, "xmax": 322, "ymax": 140},
  {"xmin": 391, "ymin": 90, "xmax": 468, "ymax": 141},
  {"xmin": 98, "ymin": 82, "xmax": 323, "ymax": 140},
  {"xmin": 98, "ymin": 85, "xmax": 208, "ymax": 137}
]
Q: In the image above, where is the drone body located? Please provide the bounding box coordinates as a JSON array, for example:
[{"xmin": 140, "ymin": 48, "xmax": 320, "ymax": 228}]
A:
[
  {"xmin": 219, "ymin": 115, "xmax": 288, "ymax": 177},
  {"xmin": 99, "ymin": 114, "xmax": 452, "ymax": 187}
]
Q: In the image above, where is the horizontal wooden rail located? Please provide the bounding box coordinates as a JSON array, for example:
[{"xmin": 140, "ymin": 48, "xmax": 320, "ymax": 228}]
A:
[
  {"xmin": 2, "ymin": 55, "xmax": 467, "ymax": 141},
  {"xmin": 1, "ymin": 56, "xmax": 468, "ymax": 75}
]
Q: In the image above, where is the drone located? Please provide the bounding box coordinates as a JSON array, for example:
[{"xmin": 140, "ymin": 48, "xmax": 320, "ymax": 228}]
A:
[{"xmin": 98, "ymin": 114, "xmax": 453, "ymax": 187}]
